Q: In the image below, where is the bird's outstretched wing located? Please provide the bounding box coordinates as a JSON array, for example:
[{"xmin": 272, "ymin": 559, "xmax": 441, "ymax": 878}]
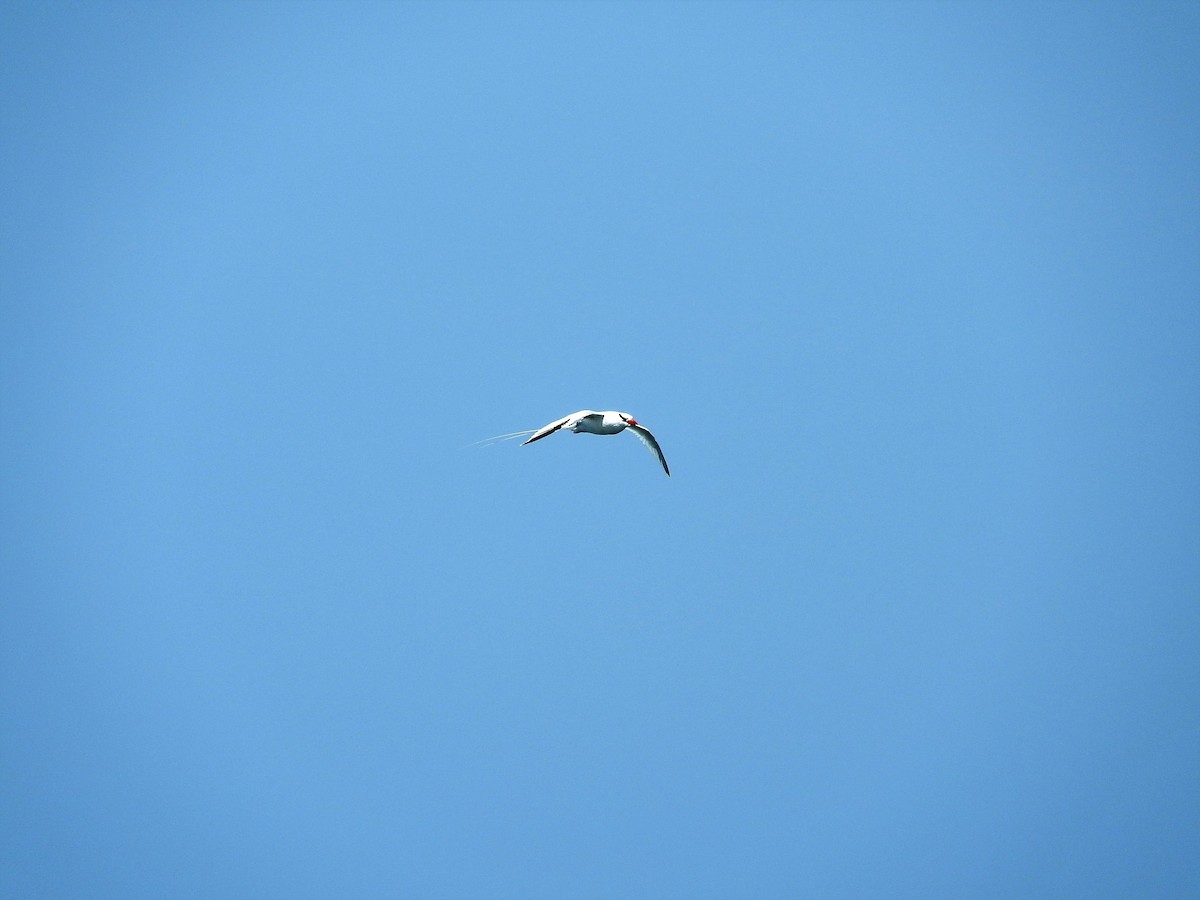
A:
[
  {"xmin": 628, "ymin": 424, "xmax": 670, "ymax": 477},
  {"xmin": 521, "ymin": 414, "xmax": 572, "ymax": 445}
]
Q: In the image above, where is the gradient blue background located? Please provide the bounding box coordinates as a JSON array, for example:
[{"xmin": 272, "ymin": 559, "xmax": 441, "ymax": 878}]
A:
[{"xmin": 2, "ymin": 2, "xmax": 1198, "ymax": 897}]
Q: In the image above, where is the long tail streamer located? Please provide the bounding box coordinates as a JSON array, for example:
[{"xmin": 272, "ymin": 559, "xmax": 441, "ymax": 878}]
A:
[{"xmin": 464, "ymin": 429, "xmax": 537, "ymax": 449}]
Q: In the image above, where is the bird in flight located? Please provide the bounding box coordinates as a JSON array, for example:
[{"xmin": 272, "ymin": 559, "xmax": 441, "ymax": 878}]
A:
[{"xmin": 479, "ymin": 410, "xmax": 670, "ymax": 476}]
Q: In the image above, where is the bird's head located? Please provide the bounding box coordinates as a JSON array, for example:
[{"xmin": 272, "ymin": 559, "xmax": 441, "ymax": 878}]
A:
[{"xmin": 619, "ymin": 413, "xmax": 638, "ymax": 426}]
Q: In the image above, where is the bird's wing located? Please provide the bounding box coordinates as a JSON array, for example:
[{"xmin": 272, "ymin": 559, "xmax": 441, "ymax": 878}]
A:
[
  {"xmin": 628, "ymin": 424, "xmax": 670, "ymax": 477},
  {"xmin": 521, "ymin": 414, "xmax": 573, "ymax": 445}
]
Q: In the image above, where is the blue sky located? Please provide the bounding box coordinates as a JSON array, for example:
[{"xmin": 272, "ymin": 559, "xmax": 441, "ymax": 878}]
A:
[{"xmin": 2, "ymin": 2, "xmax": 1198, "ymax": 897}]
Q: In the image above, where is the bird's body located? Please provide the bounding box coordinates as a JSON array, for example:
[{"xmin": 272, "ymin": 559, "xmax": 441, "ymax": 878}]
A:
[
  {"xmin": 481, "ymin": 409, "xmax": 670, "ymax": 476},
  {"xmin": 523, "ymin": 409, "xmax": 630, "ymax": 441}
]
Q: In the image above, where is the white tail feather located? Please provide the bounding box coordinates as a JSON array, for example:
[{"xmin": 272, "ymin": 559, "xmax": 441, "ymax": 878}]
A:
[{"xmin": 465, "ymin": 429, "xmax": 538, "ymax": 449}]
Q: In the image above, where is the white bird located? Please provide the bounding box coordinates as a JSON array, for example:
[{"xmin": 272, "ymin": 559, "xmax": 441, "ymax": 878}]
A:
[{"xmin": 482, "ymin": 410, "xmax": 670, "ymax": 476}]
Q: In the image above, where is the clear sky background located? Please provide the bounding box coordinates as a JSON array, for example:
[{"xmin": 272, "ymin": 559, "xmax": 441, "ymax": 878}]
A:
[{"xmin": 2, "ymin": 2, "xmax": 1198, "ymax": 898}]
